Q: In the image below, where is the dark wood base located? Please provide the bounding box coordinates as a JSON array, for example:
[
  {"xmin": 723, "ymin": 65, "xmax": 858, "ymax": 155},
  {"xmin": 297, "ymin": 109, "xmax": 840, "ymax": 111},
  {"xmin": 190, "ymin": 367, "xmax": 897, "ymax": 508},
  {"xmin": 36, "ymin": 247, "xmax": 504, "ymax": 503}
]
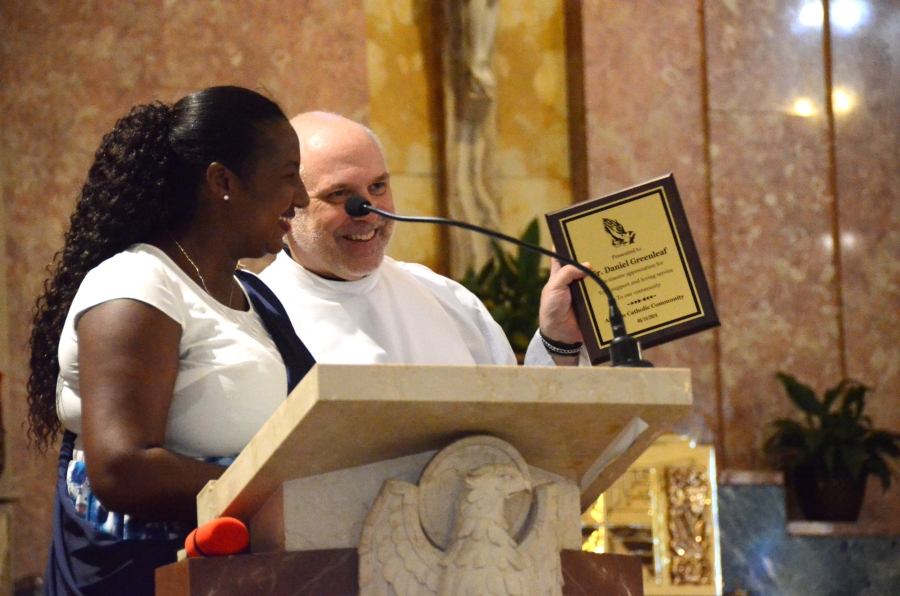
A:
[{"xmin": 156, "ymin": 549, "xmax": 643, "ymax": 596}]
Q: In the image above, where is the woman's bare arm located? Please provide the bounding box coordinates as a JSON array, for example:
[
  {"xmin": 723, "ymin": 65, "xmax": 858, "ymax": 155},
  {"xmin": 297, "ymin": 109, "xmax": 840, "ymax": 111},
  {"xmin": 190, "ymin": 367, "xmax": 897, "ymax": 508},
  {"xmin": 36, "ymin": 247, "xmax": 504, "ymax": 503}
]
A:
[{"xmin": 78, "ymin": 299, "xmax": 226, "ymax": 524}]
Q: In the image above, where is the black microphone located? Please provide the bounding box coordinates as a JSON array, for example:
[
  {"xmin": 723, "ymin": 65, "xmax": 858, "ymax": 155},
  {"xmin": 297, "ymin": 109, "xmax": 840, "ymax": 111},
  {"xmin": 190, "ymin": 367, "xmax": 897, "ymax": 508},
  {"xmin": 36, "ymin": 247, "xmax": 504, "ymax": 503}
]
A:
[
  {"xmin": 345, "ymin": 196, "xmax": 374, "ymax": 217},
  {"xmin": 344, "ymin": 196, "xmax": 652, "ymax": 367}
]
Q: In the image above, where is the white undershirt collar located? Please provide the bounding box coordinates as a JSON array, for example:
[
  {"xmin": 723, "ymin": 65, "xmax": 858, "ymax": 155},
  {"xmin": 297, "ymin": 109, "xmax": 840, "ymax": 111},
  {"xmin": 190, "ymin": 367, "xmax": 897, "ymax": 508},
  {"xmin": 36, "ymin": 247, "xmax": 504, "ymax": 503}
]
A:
[{"xmin": 279, "ymin": 251, "xmax": 383, "ymax": 298}]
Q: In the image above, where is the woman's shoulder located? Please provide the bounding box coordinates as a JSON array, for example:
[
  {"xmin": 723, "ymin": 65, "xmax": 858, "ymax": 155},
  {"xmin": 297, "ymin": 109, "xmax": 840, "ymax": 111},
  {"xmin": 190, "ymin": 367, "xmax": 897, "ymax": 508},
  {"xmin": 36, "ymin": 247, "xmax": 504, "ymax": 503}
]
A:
[
  {"xmin": 72, "ymin": 244, "xmax": 188, "ymax": 325},
  {"xmin": 86, "ymin": 243, "xmax": 173, "ymax": 278},
  {"xmin": 113, "ymin": 242, "xmax": 176, "ymax": 266}
]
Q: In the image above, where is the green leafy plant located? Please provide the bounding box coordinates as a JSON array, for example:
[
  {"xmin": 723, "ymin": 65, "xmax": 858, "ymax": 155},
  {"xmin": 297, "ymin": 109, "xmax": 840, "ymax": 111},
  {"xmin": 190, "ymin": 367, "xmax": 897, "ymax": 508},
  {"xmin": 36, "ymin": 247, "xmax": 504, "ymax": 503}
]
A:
[
  {"xmin": 459, "ymin": 218, "xmax": 550, "ymax": 354},
  {"xmin": 763, "ymin": 372, "xmax": 900, "ymax": 491}
]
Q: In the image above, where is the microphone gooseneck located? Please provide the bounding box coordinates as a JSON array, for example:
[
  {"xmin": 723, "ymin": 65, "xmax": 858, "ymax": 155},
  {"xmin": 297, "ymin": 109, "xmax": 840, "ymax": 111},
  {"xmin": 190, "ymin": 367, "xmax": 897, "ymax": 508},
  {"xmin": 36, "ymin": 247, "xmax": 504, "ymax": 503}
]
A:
[{"xmin": 344, "ymin": 196, "xmax": 652, "ymax": 367}]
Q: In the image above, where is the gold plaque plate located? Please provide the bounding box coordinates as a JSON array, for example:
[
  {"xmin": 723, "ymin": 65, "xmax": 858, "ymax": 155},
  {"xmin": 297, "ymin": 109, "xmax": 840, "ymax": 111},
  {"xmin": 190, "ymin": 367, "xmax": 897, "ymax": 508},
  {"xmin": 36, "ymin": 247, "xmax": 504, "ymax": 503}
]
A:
[{"xmin": 546, "ymin": 174, "xmax": 719, "ymax": 364}]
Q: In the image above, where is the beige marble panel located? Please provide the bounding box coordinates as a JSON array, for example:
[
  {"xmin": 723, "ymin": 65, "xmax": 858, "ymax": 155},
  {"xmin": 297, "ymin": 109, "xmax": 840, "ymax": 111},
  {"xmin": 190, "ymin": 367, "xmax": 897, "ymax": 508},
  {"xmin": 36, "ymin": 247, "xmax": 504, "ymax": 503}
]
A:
[
  {"xmin": 251, "ymin": 441, "xmax": 582, "ymax": 557},
  {"xmin": 250, "ymin": 450, "xmax": 436, "ymax": 552},
  {"xmin": 365, "ymin": 0, "xmax": 439, "ymax": 178},
  {"xmin": 710, "ymin": 110, "xmax": 841, "ymax": 469},
  {"xmin": 0, "ymin": 0, "xmax": 368, "ymax": 579},
  {"xmin": 830, "ymin": 0, "xmax": 900, "ymax": 532},
  {"xmin": 363, "ymin": 0, "xmax": 442, "ymax": 275},
  {"xmin": 495, "ymin": 0, "xmax": 571, "ymax": 182},
  {"xmin": 384, "ymin": 174, "xmax": 442, "ymax": 271},
  {"xmin": 579, "ymin": 0, "xmax": 718, "ymax": 449},
  {"xmin": 497, "ymin": 176, "xmax": 571, "ymax": 248}
]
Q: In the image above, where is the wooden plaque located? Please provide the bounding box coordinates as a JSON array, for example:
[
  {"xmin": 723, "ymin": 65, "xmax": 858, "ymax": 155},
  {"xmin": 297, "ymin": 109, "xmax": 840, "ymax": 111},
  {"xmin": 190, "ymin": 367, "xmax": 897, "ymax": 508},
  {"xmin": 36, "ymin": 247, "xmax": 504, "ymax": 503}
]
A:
[{"xmin": 546, "ymin": 174, "xmax": 718, "ymax": 364}]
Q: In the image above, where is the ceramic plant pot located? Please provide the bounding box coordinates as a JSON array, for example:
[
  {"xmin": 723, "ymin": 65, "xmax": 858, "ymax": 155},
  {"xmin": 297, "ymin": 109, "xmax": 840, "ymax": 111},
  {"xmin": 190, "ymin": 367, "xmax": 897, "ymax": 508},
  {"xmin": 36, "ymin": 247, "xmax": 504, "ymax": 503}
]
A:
[{"xmin": 790, "ymin": 463, "xmax": 867, "ymax": 522}]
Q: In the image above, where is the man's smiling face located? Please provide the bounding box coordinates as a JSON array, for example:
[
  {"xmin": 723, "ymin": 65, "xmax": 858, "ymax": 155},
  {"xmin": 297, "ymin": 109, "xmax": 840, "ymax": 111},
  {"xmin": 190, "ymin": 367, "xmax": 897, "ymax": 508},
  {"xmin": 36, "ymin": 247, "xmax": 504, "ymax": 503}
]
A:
[{"xmin": 286, "ymin": 113, "xmax": 395, "ymax": 281}]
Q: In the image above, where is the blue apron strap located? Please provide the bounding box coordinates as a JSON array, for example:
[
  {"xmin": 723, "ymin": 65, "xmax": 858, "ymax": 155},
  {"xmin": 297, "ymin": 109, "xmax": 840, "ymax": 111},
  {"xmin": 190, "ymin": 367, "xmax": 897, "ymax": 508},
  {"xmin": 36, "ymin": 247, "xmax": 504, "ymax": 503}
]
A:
[
  {"xmin": 235, "ymin": 269, "xmax": 316, "ymax": 392},
  {"xmin": 45, "ymin": 431, "xmax": 86, "ymax": 596}
]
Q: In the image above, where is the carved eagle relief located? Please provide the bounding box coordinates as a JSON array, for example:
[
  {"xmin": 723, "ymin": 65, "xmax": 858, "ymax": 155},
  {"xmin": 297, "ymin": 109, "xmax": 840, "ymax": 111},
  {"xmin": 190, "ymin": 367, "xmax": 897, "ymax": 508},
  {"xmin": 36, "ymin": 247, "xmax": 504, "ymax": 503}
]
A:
[{"xmin": 359, "ymin": 463, "xmax": 564, "ymax": 596}]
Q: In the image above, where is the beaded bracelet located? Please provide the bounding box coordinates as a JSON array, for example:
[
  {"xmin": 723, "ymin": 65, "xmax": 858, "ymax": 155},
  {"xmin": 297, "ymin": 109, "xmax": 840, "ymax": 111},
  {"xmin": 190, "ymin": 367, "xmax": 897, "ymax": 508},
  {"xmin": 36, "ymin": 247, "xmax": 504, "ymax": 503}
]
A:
[{"xmin": 539, "ymin": 330, "xmax": 583, "ymax": 356}]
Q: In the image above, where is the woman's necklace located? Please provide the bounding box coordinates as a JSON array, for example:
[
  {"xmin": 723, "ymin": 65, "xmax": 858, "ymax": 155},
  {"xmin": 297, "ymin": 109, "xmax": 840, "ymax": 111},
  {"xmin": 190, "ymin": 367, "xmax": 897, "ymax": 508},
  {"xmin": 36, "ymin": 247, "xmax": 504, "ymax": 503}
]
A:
[{"xmin": 172, "ymin": 238, "xmax": 234, "ymax": 308}]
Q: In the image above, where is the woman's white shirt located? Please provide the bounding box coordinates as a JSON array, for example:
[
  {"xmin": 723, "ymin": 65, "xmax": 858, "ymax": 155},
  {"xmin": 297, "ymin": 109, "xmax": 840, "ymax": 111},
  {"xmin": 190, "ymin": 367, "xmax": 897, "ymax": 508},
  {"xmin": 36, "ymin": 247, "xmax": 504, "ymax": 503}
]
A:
[{"xmin": 56, "ymin": 243, "xmax": 287, "ymax": 458}]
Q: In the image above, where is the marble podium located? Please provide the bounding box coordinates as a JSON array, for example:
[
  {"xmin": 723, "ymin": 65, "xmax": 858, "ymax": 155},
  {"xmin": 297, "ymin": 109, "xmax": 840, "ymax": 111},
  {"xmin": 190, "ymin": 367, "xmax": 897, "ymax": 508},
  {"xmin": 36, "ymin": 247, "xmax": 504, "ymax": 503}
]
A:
[{"xmin": 156, "ymin": 364, "xmax": 691, "ymax": 596}]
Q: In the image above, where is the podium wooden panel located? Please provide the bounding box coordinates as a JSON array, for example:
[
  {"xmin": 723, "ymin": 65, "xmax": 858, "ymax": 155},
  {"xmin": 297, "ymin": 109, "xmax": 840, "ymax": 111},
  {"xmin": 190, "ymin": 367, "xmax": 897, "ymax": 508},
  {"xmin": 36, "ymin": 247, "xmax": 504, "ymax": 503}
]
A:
[
  {"xmin": 156, "ymin": 550, "xmax": 644, "ymax": 596},
  {"xmin": 197, "ymin": 364, "xmax": 692, "ymax": 523}
]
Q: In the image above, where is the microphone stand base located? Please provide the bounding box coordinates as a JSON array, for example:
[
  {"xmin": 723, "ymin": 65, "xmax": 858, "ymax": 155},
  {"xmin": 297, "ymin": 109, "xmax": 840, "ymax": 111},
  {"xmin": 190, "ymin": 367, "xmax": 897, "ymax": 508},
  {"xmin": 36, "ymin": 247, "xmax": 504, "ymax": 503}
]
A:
[{"xmin": 609, "ymin": 335, "xmax": 654, "ymax": 368}]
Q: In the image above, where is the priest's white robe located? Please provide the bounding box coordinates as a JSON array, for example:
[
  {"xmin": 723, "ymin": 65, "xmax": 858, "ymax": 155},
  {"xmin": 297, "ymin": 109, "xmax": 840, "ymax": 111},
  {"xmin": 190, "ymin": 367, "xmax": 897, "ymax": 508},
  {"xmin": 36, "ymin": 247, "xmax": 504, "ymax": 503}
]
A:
[{"xmin": 260, "ymin": 251, "xmax": 559, "ymax": 366}]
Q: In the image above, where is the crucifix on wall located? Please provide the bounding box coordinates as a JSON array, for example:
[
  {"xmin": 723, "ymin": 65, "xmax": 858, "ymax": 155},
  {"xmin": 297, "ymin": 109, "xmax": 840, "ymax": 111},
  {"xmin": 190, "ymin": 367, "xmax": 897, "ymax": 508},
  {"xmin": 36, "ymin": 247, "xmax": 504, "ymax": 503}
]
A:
[{"xmin": 441, "ymin": 0, "xmax": 502, "ymax": 278}]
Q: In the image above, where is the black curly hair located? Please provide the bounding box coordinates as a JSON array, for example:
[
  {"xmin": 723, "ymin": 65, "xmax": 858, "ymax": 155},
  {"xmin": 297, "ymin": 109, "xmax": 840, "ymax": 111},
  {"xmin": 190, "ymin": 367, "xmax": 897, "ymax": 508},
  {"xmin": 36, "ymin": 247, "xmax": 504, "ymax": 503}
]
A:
[{"xmin": 27, "ymin": 85, "xmax": 287, "ymax": 451}]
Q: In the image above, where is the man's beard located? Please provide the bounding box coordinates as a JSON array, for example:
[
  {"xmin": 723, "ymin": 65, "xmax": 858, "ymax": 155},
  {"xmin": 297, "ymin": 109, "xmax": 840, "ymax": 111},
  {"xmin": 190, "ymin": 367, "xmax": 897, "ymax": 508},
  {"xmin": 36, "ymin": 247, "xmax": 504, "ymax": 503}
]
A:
[{"xmin": 290, "ymin": 216, "xmax": 394, "ymax": 281}]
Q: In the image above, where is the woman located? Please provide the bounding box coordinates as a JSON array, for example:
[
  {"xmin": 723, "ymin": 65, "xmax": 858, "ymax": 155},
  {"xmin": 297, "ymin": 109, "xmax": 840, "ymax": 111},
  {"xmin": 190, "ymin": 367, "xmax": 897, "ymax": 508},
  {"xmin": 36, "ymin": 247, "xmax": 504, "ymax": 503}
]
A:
[{"xmin": 27, "ymin": 86, "xmax": 315, "ymax": 595}]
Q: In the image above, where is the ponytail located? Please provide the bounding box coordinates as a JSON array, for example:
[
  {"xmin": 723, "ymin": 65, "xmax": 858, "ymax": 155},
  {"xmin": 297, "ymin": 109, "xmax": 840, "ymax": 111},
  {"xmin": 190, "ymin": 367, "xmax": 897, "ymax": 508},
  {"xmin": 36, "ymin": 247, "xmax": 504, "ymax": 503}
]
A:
[{"xmin": 27, "ymin": 102, "xmax": 179, "ymax": 450}]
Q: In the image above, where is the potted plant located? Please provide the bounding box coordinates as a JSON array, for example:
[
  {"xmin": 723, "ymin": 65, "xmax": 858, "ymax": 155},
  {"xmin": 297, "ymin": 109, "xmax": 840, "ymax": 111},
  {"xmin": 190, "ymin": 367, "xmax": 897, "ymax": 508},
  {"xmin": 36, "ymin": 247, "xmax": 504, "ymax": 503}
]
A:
[
  {"xmin": 763, "ymin": 372, "xmax": 900, "ymax": 521},
  {"xmin": 459, "ymin": 218, "xmax": 549, "ymax": 356}
]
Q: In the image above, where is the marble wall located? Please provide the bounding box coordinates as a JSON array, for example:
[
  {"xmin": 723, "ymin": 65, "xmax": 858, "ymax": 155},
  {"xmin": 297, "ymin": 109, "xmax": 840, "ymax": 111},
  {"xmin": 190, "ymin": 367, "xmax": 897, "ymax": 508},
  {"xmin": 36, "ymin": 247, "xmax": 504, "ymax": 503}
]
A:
[
  {"xmin": 578, "ymin": 0, "xmax": 900, "ymax": 526},
  {"xmin": 831, "ymin": 0, "xmax": 900, "ymax": 443},
  {"xmin": 706, "ymin": 0, "xmax": 842, "ymax": 472},
  {"xmin": 579, "ymin": 0, "xmax": 720, "ymax": 453},
  {"xmin": 827, "ymin": 0, "xmax": 900, "ymax": 537}
]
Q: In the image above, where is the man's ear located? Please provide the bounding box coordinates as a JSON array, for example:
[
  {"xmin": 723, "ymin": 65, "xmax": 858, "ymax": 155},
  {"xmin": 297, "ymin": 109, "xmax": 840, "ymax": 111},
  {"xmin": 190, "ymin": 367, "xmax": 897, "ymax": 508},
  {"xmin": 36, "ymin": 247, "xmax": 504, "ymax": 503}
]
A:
[{"xmin": 205, "ymin": 162, "xmax": 235, "ymax": 199}]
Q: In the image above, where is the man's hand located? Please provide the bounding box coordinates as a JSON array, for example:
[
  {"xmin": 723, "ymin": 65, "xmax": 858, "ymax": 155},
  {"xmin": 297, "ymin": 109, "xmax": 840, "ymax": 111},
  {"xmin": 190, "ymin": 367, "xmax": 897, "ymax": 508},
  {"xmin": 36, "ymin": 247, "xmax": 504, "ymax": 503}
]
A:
[{"xmin": 538, "ymin": 258, "xmax": 589, "ymax": 346}]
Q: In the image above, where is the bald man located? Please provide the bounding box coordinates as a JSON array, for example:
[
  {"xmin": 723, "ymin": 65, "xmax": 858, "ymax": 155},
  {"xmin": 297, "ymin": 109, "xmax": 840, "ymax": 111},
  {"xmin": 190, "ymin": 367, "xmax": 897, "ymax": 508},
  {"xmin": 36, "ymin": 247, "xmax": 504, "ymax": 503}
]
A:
[{"xmin": 260, "ymin": 112, "xmax": 588, "ymax": 366}]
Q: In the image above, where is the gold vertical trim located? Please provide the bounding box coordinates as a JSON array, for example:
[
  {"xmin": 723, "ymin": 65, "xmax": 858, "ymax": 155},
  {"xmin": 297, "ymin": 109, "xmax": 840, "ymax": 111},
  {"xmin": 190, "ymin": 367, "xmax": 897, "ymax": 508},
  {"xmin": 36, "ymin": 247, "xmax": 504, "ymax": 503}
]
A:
[
  {"xmin": 563, "ymin": 0, "xmax": 588, "ymax": 204},
  {"xmin": 421, "ymin": 0, "xmax": 450, "ymax": 276},
  {"xmin": 0, "ymin": 180, "xmax": 9, "ymax": 488},
  {"xmin": 0, "ymin": 181, "xmax": 7, "ymax": 377},
  {"xmin": 822, "ymin": 0, "xmax": 848, "ymax": 379},
  {"xmin": 699, "ymin": 0, "xmax": 728, "ymax": 470}
]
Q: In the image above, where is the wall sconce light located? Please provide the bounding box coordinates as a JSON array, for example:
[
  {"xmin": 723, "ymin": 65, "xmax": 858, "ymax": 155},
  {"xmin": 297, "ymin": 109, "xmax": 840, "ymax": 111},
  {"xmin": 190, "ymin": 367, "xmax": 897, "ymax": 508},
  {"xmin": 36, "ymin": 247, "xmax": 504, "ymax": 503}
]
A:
[
  {"xmin": 797, "ymin": 0, "xmax": 869, "ymax": 34},
  {"xmin": 792, "ymin": 98, "xmax": 817, "ymax": 117},
  {"xmin": 832, "ymin": 88, "xmax": 855, "ymax": 114}
]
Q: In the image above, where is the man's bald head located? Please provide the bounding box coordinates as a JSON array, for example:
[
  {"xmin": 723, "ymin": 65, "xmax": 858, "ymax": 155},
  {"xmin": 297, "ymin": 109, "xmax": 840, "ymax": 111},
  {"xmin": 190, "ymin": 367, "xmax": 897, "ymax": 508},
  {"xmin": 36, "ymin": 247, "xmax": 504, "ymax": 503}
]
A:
[
  {"xmin": 285, "ymin": 112, "xmax": 395, "ymax": 281},
  {"xmin": 290, "ymin": 112, "xmax": 385, "ymax": 176}
]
